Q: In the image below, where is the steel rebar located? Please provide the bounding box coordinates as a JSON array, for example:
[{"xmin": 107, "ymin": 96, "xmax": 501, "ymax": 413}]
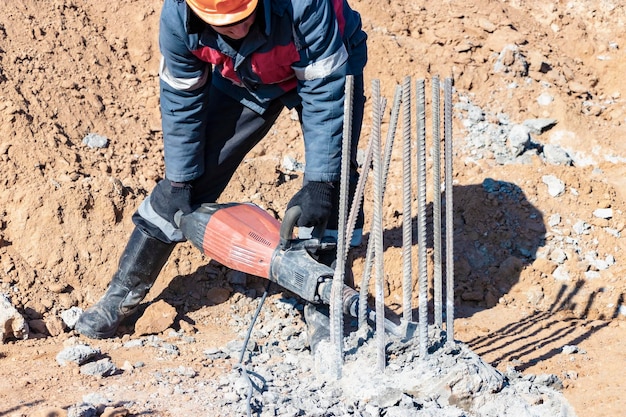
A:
[
  {"xmin": 401, "ymin": 76, "xmax": 414, "ymax": 325},
  {"xmin": 358, "ymin": 89, "xmax": 400, "ymax": 329},
  {"xmin": 444, "ymin": 77, "xmax": 455, "ymax": 341},
  {"xmin": 329, "ymin": 75, "xmax": 354, "ymax": 378},
  {"xmin": 416, "ymin": 79, "xmax": 428, "ymax": 357},
  {"xmin": 432, "ymin": 76, "xmax": 443, "ymax": 329},
  {"xmin": 370, "ymin": 79, "xmax": 386, "ymax": 371}
]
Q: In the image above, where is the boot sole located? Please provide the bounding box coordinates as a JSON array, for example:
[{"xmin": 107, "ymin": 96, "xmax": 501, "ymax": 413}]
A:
[{"xmin": 75, "ymin": 321, "xmax": 117, "ymax": 339}]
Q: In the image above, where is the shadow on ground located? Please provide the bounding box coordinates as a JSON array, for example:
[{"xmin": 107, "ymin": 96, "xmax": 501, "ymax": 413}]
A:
[
  {"xmin": 356, "ymin": 180, "xmax": 546, "ymax": 317},
  {"xmin": 464, "ymin": 284, "xmax": 624, "ymax": 371}
]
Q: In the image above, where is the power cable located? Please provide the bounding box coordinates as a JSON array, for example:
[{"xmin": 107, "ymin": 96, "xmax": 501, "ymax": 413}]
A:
[{"xmin": 235, "ymin": 280, "xmax": 272, "ymax": 417}]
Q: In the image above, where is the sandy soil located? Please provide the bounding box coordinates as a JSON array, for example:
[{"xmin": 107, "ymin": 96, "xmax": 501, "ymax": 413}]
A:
[{"xmin": 1, "ymin": 0, "xmax": 625, "ymax": 416}]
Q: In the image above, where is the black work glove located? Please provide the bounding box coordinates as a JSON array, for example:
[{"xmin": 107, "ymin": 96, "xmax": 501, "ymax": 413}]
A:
[
  {"xmin": 286, "ymin": 181, "xmax": 334, "ymax": 228},
  {"xmin": 150, "ymin": 178, "xmax": 193, "ymax": 226}
]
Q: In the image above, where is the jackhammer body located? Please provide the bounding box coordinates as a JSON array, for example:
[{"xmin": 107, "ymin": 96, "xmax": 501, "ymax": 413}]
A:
[{"xmin": 174, "ymin": 203, "xmax": 359, "ymax": 313}]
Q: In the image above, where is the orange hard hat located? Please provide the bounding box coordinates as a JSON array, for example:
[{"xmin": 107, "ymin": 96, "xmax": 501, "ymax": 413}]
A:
[{"xmin": 187, "ymin": 0, "xmax": 258, "ymax": 26}]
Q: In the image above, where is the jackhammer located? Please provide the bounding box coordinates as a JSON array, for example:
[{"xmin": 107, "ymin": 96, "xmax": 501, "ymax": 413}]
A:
[{"xmin": 174, "ymin": 202, "xmax": 403, "ymax": 336}]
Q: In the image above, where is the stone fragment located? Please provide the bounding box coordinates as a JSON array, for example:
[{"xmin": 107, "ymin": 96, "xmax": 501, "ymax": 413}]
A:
[
  {"xmin": 507, "ymin": 124, "xmax": 531, "ymax": 157},
  {"xmin": 67, "ymin": 403, "xmax": 97, "ymax": 417},
  {"xmin": 56, "ymin": 344, "xmax": 101, "ymax": 366},
  {"xmin": 548, "ymin": 248, "xmax": 567, "ymax": 264},
  {"xmin": 542, "ymin": 175, "xmax": 565, "ymax": 197},
  {"xmin": 593, "ymin": 208, "xmax": 613, "ymax": 219},
  {"xmin": 548, "ymin": 213, "xmax": 561, "ymax": 227},
  {"xmin": 494, "ymin": 44, "xmax": 528, "ymax": 76},
  {"xmin": 573, "ymin": 220, "xmax": 591, "ymax": 235},
  {"xmin": 543, "ymin": 144, "xmax": 572, "ymax": 166},
  {"xmin": 552, "ymin": 265, "xmax": 570, "ymax": 281},
  {"xmin": 179, "ymin": 319, "xmax": 197, "ymax": 334},
  {"xmin": 206, "ymin": 287, "xmax": 232, "ymax": 305},
  {"xmin": 282, "ymin": 155, "xmax": 304, "ymax": 172},
  {"xmin": 478, "ymin": 18, "xmax": 496, "ymax": 33},
  {"xmin": 522, "ymin": 118, "xmax": 557, "ymax": 134},
  {"xmin": 61, "ymin": 307, "xmax": 83, "ymax": 329},
  {"xmin": 561, "ymin": 345, "xmax": 579, "ymax": 355},
  {"xmin": 134, "ymin": 300, "xmax": 177, "ymax": 336},
  {"xmin": 45, "ymin": 315, "xmax": 65, "ymax": 336},
  {"xmin": 82, "ymin": 133, "xmax": 109, "ymax": 149},
  {"xmin": 79, "ymin": 358, "xmax": 117, "ymax": 377},
  {"xmin": 537, "ymin": 92, "xmax": 554, "ymax": 105},
  {"xmin": 533, "ymin": 258, "xmax": 557, "ymax": 276},
  {"xmin": 0, "ymin": 293, "xmax": 29, "ymax": 342}
]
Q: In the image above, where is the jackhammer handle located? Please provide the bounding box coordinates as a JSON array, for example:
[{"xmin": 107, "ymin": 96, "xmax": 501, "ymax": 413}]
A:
[
  {"xmin": 280, "ymin": 206, "xmax": 327, "ymax": 249},
  {"xmin": 280, "ymin": 205, "xmax": 302, "ymax": 245}
]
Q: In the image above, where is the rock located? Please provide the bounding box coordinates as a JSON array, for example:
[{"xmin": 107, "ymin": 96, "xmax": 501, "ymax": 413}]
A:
[
  {"xmin": 0, "ymin": 293, "xmax": 29, "ymax": 342},
  {"xmin": 507, "ymin": 124, "xmax": 531, "ymax": 157},
  {"xmin": 548, "ymin": 248, "xmax": 568, "ymax": 264},
  {"xmin": 56, "ymin": 344, "xmax": 101, "ymax": 366},
  {"xmin": 543, "ymin": 144, "xmax": 572, "ymax": 166},
  {"xmin": 134, "ymin": 300, "xmax": 177, "ymax": 336},
  {"xmin": 67, "ymin": 403, "xmax": 97, "ymax": 417},
  {"xmin": 45, "ymin": 315, "xmax": 65, "ymax": 336},
  {"xmin": 548, "ymin": 213, "xmax": 561, "ymax": 227},
  {"xmin": 82, "ymin": 133, "xmax": 109, "ymax": 149},
  {"xmin": 494, "ymin": 44, "xmax": 528, "ymax": 76},
  {"xmin": 522, "ymin": 118, "xmax": 557, "ymax": 134},
  {"xmin": 206, "ymin": 287, "xmax": 232, "ymax": 305},
  {"xmin": 573, "ymin": 220, "xmax": 591, "ymax": 235},
  {"xmin": 542, "ymin": 175, "xmax": 565, "ymax": 197},
  {"xmin": 552, "ymin": 265, "xmax": 570, "ymax": 281},
  {"xmin": 478, "ymin": 18, "xmax": 497, "ymax": 33},
  {"xmin": 79, "ymin": 358, "xmax": 118, "ymax": 377},
  {"xmin": 593, "ymin": 208, "xmax": 613, "ymax": 219},
  {"xmin": 61, "ymin": 307, "xmax": 83, "ymax": 329},
  {"xmin": 526, "ymin": 285, "xmax": 545, "ymax": 306},
  {"xmin": 282, "ymin": 155, "xmax": 304, "ymax": 172},
  {"xmin": 178, "ymin": 319, "xmax": 197, "ymax": 334},
  {"xmin": 533, "ymin": 258, "xmax": 557, "ymax": 275},
  {"xmin": 537, "ymin": 92, "xmax": 554, "ymax": 106}
]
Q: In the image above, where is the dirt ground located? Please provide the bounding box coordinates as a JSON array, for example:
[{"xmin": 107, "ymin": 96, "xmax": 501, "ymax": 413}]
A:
[{"xmin": 1, "ymin": 0, "xmax": 625, "ymax": 416}]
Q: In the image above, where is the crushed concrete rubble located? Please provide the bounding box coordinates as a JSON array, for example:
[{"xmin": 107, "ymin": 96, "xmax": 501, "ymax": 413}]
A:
[{"xmin": 53, "ymin": 296, "xmax": 576, "ymax": 416}]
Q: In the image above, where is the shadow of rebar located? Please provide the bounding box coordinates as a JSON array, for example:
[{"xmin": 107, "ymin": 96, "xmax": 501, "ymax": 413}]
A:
[
  {"xmin": 0, "ymin": 401, "xmax": 44, "ymax": 416},
  {"xmin": 463, "ymin": 283, "xmax": 622, "ymax": 371}
]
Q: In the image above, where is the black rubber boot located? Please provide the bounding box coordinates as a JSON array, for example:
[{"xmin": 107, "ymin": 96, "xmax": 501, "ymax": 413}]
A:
[
  {"xmin": 304, "ymin": 302, "xmax": 331, "ymax": 355},
  {"xmin": 75, "ymin": 228, "xmax": 176, "ymax": 339}
]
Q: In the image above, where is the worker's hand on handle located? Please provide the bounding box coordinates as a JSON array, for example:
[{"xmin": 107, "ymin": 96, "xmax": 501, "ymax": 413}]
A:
[
  {"xmin": 150, "ymin": 178, "xmax": 193, "ymax": 226},
  {"xmin": 286, "ymin": 181, "xmax": 334, "ymax": 228}
]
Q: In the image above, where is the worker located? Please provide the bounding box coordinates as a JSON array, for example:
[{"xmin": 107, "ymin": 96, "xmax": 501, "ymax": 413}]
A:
[{"xmin": 75, "ymin": 0, "xmax": 367, "ymax": 354}]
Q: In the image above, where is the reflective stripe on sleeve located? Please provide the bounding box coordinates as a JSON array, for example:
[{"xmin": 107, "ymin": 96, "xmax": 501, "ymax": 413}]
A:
[
  {"xmin": 292, "ymin": 45, "xmax": 348, "ymax": 81},
  {"xmin": 159, "ymin": 56, "xmax": 210, "ymax": 91}
]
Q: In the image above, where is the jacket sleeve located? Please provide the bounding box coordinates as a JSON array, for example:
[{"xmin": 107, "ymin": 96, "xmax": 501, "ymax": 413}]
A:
[
  {"xmin": 158, "ymin": 0, "xmax": 211, "ymax": 183},
  {"xmin": 291, "ymin": 0, "xmax": 349, "ymax": 183}
]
